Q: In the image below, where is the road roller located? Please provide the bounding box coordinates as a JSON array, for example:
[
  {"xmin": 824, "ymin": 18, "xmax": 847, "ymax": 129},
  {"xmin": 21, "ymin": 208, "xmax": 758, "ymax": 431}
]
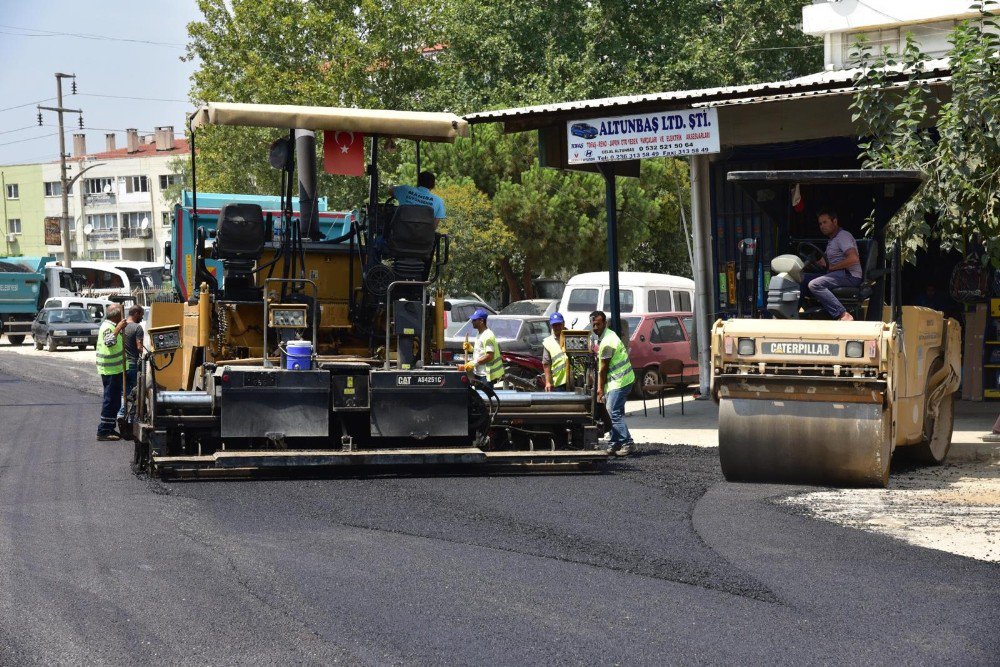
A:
[
  {"xmin": 130, "ymin": 103, "xmax": 607, "ymax": 478},
  {"xmin": 710, "ymin": 170, "xmax": 961, "ymax": 487}
]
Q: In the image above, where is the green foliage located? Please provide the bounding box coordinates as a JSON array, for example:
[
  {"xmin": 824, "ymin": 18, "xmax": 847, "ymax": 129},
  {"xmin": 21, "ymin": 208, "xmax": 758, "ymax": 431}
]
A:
[
  {"xmin": 433, "ymin": 180, "xmax": 516, "ymax": 298},
  {"xmin": 185, "ymin": 0, "xmax": 818, "ymax": 299},
  {"xmin": 850, "ymin": 3, "xmax": 1000, "ymax": 263}
]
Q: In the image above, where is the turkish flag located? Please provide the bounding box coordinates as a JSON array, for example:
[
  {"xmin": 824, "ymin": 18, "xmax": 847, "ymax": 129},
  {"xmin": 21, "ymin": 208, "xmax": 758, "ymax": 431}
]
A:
[
  {"xmin": 323, "ymin": 130, "xmax": 365, "ymax": 176},
  {"xmin": 791, "ymin": 183, "xmax": 805, "ymax": 212}
]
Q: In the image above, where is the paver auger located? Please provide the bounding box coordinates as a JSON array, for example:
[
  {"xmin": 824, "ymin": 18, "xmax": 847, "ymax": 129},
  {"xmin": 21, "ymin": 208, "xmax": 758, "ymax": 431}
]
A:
[
  {"xmin": 711, "ymin": 171, "xmax": 961, "ymax": 487},
  {"xmin": 131, "ymin": 103, "xmax": 607, "ymax": 478}
]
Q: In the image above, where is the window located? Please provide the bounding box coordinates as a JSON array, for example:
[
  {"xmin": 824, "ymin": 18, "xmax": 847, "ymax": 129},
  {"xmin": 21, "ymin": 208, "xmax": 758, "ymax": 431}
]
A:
[
  {"xmin": 844, "ymin": 28, "xmax": 901, "ymax": 64},
  {"xmin": 7, "ymin": 218, "xmax": 21, "ymax": 234},
  {"xmin": 682, "ymin": 317, "xmax": 694, "ymax": 338},
  {"xmin": 159, "ymin": 174, "xmax": 182, "ymax": 190},
  {"xmin": 121, "ymin": 211, "xmax": 150, "ymax": 228},
  {"xmin": 567, "ymin": 288, "xmax": 598, "ymax": 312},
  {"xmin": 648, "ymin": 289, "xmax": 673, "ymax": 312},
  {"xmin": 86, "ymin": 213, "xmax": 117, "ymax": 230},
  {"xmin": 123, "ymin": 176, "xmax": 149, "ymax": 193},
  {"xmin": 44, "ymin": 181, "xmax": 71, "ymax": 197},
  {"xmin": 651, "ymin": 317, "xmax": 685, "ymax": 344},
  {"xmin": 85, "ymin": 177, "xmax": 114, "ymax": 195},
  {"xmin": 5, "ymin": 184, "xmax": 18, "ymax": 199},
  {"xmin": 88, "ymin": 250, "xmax": 121, "ymax": 261},
  {"xmin": 161, "ymin": 211, "xmax": 173, "ymax": 226},
  {"xmin": 673, "ymin": 290, "xmax": 692, "ymax": 312},
  {"xmin": 602, "ymin": 289, "xmax": 634, "ymax": 313}
]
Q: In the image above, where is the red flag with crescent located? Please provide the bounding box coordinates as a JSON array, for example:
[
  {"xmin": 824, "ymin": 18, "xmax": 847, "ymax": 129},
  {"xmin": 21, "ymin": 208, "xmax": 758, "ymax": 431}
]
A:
[{"xmin": 323, "ymin": 130, "xmax": 365, "ymax": 176}]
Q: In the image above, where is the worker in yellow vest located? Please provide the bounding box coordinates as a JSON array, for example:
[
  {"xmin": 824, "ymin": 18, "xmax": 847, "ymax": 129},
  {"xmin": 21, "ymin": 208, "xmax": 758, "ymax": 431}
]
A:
[
  {"xmin": 542, "ymin": 312, "xmax": 568, "ymax": 391},
  {"xmin": 591, "ymin": 310, "xmax": 636, "ymax": 456},
  {"xmin": 459, "ymin": 308, "xmax": 504, "ymax": 388},
  {"xmin": 95, "ymin": 304, "xmax": 127, "ymax": 441}
]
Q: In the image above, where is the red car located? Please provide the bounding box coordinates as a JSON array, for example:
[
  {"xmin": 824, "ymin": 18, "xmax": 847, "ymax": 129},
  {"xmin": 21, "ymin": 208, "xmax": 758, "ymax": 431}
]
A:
[{"xmin": 624, "ymin": 312, "xmax": 698, "ymax": 396}]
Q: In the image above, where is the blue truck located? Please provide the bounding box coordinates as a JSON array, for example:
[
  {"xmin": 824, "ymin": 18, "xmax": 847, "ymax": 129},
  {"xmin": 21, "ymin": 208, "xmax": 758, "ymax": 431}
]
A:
[{"xmin": 0, "ymin": 256, "xmax": 78, "ymax": 345}]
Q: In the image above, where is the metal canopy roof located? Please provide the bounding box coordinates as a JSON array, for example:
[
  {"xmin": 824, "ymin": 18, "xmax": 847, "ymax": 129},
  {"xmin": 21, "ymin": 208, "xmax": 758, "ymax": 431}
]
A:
[
  {"xmin": 464, "ymin": 59, "xmax": 951, "ymax": 131},
  {"xmin": 189, "ymin": 102, "xmax": 470, "ymax": 143}
]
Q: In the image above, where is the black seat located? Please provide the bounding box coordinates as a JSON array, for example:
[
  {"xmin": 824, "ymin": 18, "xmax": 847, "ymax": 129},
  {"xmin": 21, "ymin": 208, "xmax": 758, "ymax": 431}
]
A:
[
  {"xmin": 212, "ymin": 203, "xmax": 266, "ymax": 302},
  {"xmin": 384, "ymin": 205, "xmax": 436, "ymax": 260},
  {"xmin": 832, "ymin": 240, "xmax": 879, "ymax": 302}
]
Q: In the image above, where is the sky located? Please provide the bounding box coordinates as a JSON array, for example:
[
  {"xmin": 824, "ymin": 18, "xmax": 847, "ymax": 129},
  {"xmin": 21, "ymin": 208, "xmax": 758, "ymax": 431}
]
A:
[{"xmin": 0, "ymin": 0, "xmax": 202, "ymax": 165}]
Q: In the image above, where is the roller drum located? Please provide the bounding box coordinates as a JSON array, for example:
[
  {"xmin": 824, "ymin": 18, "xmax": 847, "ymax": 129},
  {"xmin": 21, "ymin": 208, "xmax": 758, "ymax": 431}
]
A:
[{"xmin": 718, "ymin": 396, "xmax": 892, "ymax": 487}]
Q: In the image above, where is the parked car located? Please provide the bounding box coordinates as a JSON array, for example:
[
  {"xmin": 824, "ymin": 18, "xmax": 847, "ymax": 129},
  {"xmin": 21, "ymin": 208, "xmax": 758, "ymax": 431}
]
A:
[
  {"xmin": 43, "ymin": 296, "xmax": 113, "ymax": 324},
  {"xmin": 30, "ymin": 307, "xmax": 101, "ymax": 351},
  {"xmin": 443, "ymin": 315, "xmax": 550, "ymax": 360},
  {"xmin": 500, "ymin": 299, "xmax": 559, "ymax": 317},
  {"xmin": 558, "ymin": 271, "xmax": 695, "ymax": 329},
  {"xmin": 442, "ymin": 297, "xmax": 497, "ymax": 338},
  {"xmin": 627, "ymin": 312, "xmax": 698, "ymax": 396}
]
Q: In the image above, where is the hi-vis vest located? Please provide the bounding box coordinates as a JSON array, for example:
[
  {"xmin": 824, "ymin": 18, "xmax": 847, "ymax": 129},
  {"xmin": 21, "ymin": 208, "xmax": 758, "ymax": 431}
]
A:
[
  {"xmin": 598, "ymin": 328, "xmax": 634, "ymax": 392},
  {"xmin": 95, "ymin": 320, "xmax": 124, "ymax": 376},
  {"xmin": 542, "ymin": 334, "xmax": 567, "ymax": 387},
  {"xmin": 475, "ymin": 328, "xmax": 505, "ymax": 382}
]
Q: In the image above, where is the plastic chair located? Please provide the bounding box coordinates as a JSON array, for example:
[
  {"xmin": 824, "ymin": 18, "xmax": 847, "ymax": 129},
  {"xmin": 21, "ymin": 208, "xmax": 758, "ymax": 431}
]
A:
[{"xmin": 641, "ymin": 358, "xmax": 688, "ymax": 417}]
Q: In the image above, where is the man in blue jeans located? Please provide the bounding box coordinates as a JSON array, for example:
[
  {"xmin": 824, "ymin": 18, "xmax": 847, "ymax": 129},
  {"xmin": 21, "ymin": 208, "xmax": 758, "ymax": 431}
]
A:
[
  {"xmin": 801, "ymin": 208, "xmax": 863, "ymax": 321},
  {"xmin": 591, "ymin": 310, "xmax": 636, "ymax": 457},
  {"xmin": 117, "ymin": 305, "xmax": 145, "ymax": 428},
  {"xmin": 96, "ymin": 304, "xmax": 126, "ymax": 441}
]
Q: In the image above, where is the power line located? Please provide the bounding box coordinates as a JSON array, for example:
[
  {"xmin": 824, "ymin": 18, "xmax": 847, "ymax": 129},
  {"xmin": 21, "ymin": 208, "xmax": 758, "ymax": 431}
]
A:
[
  {"xmin": 79, "ymin": 93, "xmax": 190, "ymax": 104},
  {"xmin": 0, "ymin": 97, "xmax": 56, "ymax": 113},
  {"xmin": 0, "ymin": 23, "xmax": 185, "ymax": 49},
  {"xmin": 0, "ymin": 132, "xmax": 59, "ymax": 147},
  {"xmin": 0, "ymin": 125, "xmax": 39, "ymax": 137}
]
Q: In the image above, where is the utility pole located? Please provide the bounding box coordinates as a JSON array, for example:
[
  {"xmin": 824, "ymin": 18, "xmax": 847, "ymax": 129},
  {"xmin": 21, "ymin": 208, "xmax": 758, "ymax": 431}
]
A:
[{"xmin": 38, "ymin": 73, "xmax": 81, "ymax": 268}]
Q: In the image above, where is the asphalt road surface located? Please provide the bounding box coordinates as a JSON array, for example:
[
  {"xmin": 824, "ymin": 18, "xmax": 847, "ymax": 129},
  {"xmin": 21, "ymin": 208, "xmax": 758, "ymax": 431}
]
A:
[{"xmin": 0, "ymin": 354, "xmax": 998, "ymax": 663}]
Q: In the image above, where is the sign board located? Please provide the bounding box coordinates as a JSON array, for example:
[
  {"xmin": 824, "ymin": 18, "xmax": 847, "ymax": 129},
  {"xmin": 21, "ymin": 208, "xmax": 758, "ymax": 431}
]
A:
[
  {"xmin": 566, "ymin": 108, "xmax": 720, "ymax": 164},
  {"xmin": 44, "ymin": 217, "xmax": 62, "ymax": 246}
]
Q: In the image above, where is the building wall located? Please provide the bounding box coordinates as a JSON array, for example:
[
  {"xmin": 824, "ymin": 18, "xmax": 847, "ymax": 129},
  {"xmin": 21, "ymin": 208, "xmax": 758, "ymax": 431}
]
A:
[
  {"xmin": 802, "ymin": 0, "xmax": 983, "ymax": 69},
  {"xmin": 42, "ymin": 150, "xmax": 183, "ymax": 264},
  {"xmin": 0, "ymin": 163, "xmax": 47, "ymax": 257}
]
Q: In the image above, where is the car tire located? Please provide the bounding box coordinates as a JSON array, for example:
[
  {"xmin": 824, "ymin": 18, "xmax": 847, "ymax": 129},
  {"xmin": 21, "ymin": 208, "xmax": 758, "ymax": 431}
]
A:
[
  {"xmin": 633, "ymin": 366, "xmax": 659, "ymax": 399},
  {"xmin": 46, "ymin": 335, "xmax": 56, "ymax": 352},
  {"xmin": 34, "ymin": 337, "xmax": 43, "ymax": 350},
  {"xmin": 6, "ymin": 334, "xmax": 25, "ymax": 346}
]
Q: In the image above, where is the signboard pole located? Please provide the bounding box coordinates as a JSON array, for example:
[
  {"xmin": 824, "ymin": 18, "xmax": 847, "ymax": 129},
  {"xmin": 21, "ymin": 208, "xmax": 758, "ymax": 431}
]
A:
[{"xmin": 598, "ymin": 163, "xmax": 622, "ymax": 337}]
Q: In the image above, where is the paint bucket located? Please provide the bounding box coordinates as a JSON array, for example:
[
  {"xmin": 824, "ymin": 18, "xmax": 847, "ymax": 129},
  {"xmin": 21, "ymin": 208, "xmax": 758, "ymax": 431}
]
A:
[{"xmin": 285, "ymin": 340, "xmax": 312, "ymax": 370}]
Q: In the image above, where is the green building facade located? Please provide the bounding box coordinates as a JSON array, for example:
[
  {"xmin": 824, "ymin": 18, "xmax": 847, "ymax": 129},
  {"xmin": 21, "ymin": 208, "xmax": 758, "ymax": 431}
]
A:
[{"xmin": 1, "ymin": 163, "xmax": 46, "ymax": 257}]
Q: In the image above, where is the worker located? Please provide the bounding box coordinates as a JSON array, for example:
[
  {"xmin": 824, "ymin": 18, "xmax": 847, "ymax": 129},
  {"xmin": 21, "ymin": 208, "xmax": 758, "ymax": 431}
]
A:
[
  {"xmin": 801, "ymin": 208, "xmax": 863, "ymax": 321},
  {"xmin": 460, "ymin": 307, "xmax": 504, "ymax": 387},
  {"xmin": 590, "ymin": 310, "xmax": 636, "ymax": 456},
  {"xmin": 542, "ymin": 312, "xmax": 568, "ymax": 391},
  {"xmin": 96, "ymin": 304, "xmax": 127, "ymax": 441},
  {"xmin": 390, "ymin": 171, "xmax": 446, "ymax": 227},
  {"xmin": 116, "ymin": 305, "xmax": 145, "ymax": 424}
]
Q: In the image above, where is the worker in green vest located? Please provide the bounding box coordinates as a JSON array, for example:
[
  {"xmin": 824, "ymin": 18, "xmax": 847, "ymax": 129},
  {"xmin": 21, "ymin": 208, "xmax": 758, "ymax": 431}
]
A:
[
  {"xmin": 460, "ymin": 308, "xmax": 504, "ymax": 388},
  {"xmin": 542, "ymin": 312, "xmax": 568, "ymax": 391},
  {"xmin": 96, "ymin": 303, "xmax": 127, "ymax": 441},
  {"xmin": 591, "ymin": 309, "xmax": 636, "ymax": 456}
]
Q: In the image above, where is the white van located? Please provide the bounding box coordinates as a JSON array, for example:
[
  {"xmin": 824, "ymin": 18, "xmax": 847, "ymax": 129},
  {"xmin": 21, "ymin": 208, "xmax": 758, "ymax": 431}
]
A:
[
  {"xmin": 43, "ymin": 296, "xmax": 114, "ymax": 324},
  {"xmin": 558, "ymin": 271, "xmax": 695, "ymax": 329}
]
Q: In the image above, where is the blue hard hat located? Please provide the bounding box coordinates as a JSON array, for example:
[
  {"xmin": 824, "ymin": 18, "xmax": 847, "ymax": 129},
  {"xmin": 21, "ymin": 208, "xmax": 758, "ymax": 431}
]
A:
[
  {"xmin": 549, "ymin": 312, "xmax": 565, "ymax": 325},
  {"xmin": 470, "ymin": 307, "xmax": 490, "ymax": 321}
]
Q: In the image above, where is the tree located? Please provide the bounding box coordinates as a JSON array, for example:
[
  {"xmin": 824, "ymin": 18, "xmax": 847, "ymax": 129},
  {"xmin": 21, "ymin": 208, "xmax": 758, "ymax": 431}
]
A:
[{"xmin": 850, "ymin": 2, "xmax": 1000, "ymax": 263}]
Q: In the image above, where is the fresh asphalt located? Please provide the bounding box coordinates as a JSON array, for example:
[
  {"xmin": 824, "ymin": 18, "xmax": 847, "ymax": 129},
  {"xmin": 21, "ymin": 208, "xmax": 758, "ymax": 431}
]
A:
[{"xmin": 0, "ymin": 350, "xmax": 998, "ymax": 663}]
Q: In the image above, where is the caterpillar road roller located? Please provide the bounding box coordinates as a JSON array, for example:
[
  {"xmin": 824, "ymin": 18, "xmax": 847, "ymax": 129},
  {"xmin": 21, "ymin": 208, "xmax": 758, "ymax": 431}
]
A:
[
  {"xmin": 711, "ymin": 170, "xmax": 961, "ymax": 487},
  {"xmin": 130, "ymin": 103, "xmax": 606, "ymax": 478}
]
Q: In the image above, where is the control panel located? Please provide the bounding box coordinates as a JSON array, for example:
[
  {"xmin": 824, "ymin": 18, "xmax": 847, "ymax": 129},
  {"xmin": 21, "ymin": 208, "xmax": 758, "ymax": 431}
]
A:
[
  {"xmin": 268, "ymin": 304, "xmax": 308, "ymax": 329},
  {"xmin": 148, "ymin": 325, "xmax": 182, "ymax": 353}
]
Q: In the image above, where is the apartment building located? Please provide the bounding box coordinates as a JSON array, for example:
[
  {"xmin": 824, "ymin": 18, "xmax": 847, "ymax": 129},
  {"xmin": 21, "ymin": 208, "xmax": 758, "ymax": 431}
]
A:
[
  {"xmin": 0, "ymin": 163, "xmax": 46, "ymax": 256},
  {"xmin": 802, "ymin": 0, "xmax": 985, "ymax": 69},
  {"xmin": 41, "ymin": 126, "xmax": 187, "ymax": 264}
]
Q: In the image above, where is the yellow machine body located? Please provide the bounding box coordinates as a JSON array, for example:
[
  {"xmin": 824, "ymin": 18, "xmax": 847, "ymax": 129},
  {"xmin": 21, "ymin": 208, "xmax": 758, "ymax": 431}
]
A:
[{"xmin": 710, "ymin": 306, "xmax": 961, "ymax": 487}]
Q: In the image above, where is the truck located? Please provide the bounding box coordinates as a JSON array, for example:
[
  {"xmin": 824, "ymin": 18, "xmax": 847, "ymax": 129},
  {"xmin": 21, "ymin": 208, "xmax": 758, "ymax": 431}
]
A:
[
  {"xmin": 131, "ymin": 103, "xmax": 607, "ymax": 478},
  {"xmin": 0, "ymin": 256, "xmax": 78, "ymax": 346},
  {"xmin": 711, "ymin": 170, "xmax": 961, "ymax": 487}
]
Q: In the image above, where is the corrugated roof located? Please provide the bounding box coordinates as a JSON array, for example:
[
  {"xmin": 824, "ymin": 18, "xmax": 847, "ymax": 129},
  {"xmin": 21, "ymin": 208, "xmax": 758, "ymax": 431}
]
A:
[{"xmin": 465, "ymin": 58, "xmax": 951, "ymax": 124}]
